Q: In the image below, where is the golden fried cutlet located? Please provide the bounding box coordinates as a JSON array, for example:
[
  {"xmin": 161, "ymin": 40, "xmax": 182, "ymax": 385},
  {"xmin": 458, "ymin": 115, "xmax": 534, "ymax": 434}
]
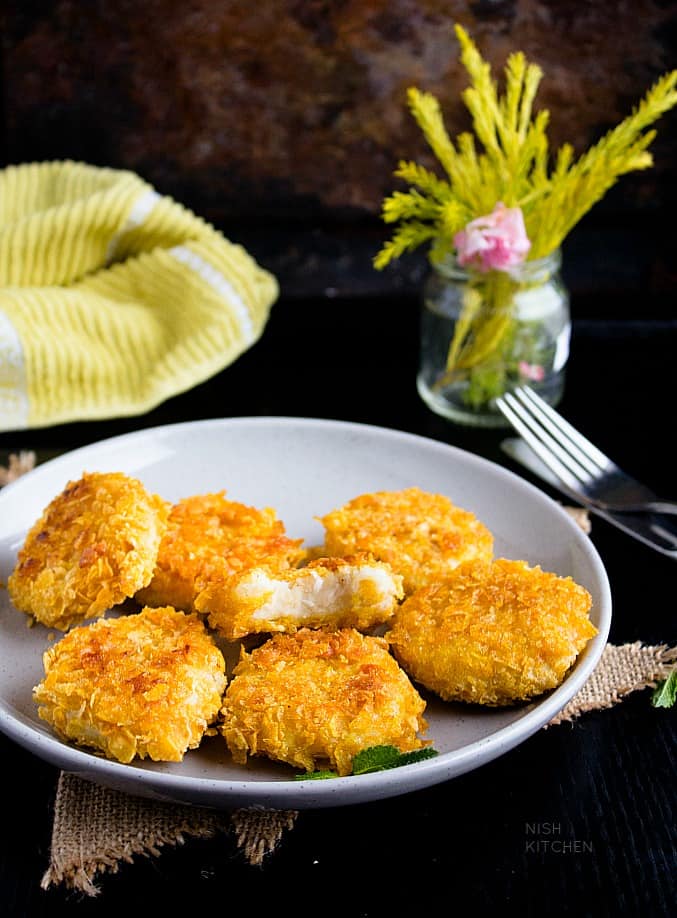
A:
[
  {"xmin": 8, "ymin": 471, "xmax": 168, "ymax": 631},
  {"xmin": 33, "ymin": 605, "xmax": 227, "ymax": 763},
  {"xmin": 221, "ymin": 627, "xmax": 428, "ymax": 775},
  {"xmin": 195, "ymin": 553, "xmax": 404, "ymax": 640},
  {"xmin": 135, "ymin": 492, "xmax": 305, "ymax": 612},
  {"xmin": 386, "ymin": 558, "xmax": 597, "ymax": 706},
  {"xmin": 319, "ymin": 487, "xmax": 493, "ymax": 594}
]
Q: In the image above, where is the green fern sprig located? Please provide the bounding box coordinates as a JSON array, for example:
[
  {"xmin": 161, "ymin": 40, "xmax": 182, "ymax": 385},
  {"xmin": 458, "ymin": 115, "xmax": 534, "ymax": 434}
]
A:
[
  {"xmin": 373, "ymin": 222, "xmax": 439, "ymax": 270},
  {"xmin": 527, "ymin": 70, "xmax": 677, "ymax": 256},
  {"xmin": 374, "ymin": 23, "xmax": 677, "ymax": 269},
  {"xmin": 393, "ymin": 160, "xmax": 452, "ymax": 201},
  {"xmin": 381, "ymin": 190, "xmax": 440, "ymax": 225}
]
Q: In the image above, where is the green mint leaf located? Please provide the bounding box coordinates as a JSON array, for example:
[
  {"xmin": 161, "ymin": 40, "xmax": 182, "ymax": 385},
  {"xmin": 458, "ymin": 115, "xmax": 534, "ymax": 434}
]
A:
[
  {"xmin": 294, "ymin": 769, "xmax": 339, "ymax": 781},
  {"xmin": 351, "ymin": 745, "xmax": 403, "ymax": 774},
  {"xmin": 352, "ymin": 744, "xmax": 439, "ymax": 775},
  {"xmin": 651, "ymin": 669, "xmax": 677, "ymax": 708},
  {"xmin": 383, "ymin": 747, "xmax": 439, "ymax": 769},
  {"xmin": 295, "ymin": 745, "xmax": 440, "ymax": 780}
]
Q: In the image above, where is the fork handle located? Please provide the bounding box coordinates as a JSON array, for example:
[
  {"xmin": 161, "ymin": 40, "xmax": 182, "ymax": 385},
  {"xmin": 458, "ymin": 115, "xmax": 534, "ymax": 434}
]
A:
[{"xmin": 597, "ymin": 499, "xmax": 677, "ymax": 516}]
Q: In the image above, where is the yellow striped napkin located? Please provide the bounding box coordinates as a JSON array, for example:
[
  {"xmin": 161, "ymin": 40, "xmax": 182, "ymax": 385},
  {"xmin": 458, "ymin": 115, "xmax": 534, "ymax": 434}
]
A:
[{"xmin": 0, "ymin": 161, "xmax": 278, "ymax": 430}]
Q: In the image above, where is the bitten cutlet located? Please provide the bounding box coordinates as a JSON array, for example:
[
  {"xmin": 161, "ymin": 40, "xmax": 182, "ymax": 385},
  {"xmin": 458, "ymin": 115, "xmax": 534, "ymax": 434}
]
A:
[
  {"xmin": 221, "ymin": 627, "xmax": 428, "ymax": 775},
  {"xmin": 33, "ymin": 605, "xmax": 227, "ymax": 763},
  {"xmin": 319, "ymin": 486, "xmax": 493, "ymax": 594},
  {"xmin": 8, "ymin": 471, "xmax": 168, "ymax": 631},
  {"xmin": 135, "ymin": 491, "xmax": 305, "ymax": 612},
  {"xmin": 195, "ymin": 553, "xmax": 404, "ymax": 640},
  {"xmin": 386, "ymin": 558, "xmax": 597, "ymax": 706}
]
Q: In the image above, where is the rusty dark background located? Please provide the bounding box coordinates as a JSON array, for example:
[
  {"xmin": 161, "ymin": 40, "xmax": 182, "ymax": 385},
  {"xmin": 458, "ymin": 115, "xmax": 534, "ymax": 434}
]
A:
[{"xmin": 1, "ymin": 0, "xmax": 676, "ymax": 313}]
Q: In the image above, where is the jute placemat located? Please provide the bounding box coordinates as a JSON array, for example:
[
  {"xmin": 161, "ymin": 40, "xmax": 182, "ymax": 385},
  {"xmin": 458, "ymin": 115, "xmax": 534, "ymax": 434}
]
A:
[
  {"xmin": 1, "ymin": 455, "xmax": 674, "ymax": 895},
  {"xmin": 41, "ymin": 778, "xmax": 298, "ymax": 895},
  {"xmin": 39, "ymin": 638, "xmax": 677, "ymax": 895}
]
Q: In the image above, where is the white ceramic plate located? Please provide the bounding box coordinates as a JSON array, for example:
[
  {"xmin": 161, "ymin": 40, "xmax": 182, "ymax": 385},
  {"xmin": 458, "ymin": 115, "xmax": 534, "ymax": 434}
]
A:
[{"xmin": 0, "ymin": 417, "xmax": 611, "ymax": 809}]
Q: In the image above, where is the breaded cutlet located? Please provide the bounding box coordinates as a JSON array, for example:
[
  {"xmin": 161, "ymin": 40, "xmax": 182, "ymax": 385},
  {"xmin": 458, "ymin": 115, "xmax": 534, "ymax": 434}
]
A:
[
  {"xmin": 33, "ymin": 605, "xmax": 227, "ymax": 763},
  {"xmin": 386, "ymin": 558, "xmax": 597, "ymax": 706},
  {"xmin": 195, "ymin": 553, "xmax": 404, "ymax": 640},
  {"xmin": 8, "ymin": 471, "xmax": 168, "ymax": 631},
  {"xmin": 221, "ymin": 627, "xmax": 428, "ymax": 775},
  {"xmin": 319, "ymin": 486, "xmax": 493, "ymax": 594},
  {"xmin": 135, "ymin": 492, "xmax": 305, "ymax": 612}
]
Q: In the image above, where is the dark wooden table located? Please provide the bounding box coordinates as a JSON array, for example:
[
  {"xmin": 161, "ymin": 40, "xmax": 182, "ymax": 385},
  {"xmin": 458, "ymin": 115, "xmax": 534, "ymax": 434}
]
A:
[{"xmin": 1, "ymin": 290, "xmax": 675, "ymax": 917}]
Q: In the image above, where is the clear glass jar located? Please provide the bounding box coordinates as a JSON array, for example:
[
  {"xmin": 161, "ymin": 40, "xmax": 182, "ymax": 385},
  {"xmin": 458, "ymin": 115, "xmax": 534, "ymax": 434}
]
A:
[{"xmin": 417, "ymin": 249, "xmax": 570, "ymax": 427}]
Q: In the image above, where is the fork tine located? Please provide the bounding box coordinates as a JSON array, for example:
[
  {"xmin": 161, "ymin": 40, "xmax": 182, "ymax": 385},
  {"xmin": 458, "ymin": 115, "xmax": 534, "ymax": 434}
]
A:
[
  {"xmin": 516, "ymin": 386, "xmax": 612, "ymax": 475},
  {"xmin": 496, "ymin": 391, "xmax": 593, "ymax": 493}
]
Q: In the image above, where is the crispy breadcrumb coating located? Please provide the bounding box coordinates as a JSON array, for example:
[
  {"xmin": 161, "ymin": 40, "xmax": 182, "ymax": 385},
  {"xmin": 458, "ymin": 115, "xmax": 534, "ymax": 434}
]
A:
[
  {"xmin": 221, "ymin": 627, "xmax": 428, "ymax": 775},
  {"xmin": 33, "ymin": 606, "xmax": 227, "ymax": 763},
  {"xmin": 386, "ymin": 558, "xmax": 597, "ymax": 706},
  {"xmin": 195, "ymin": 553, "xmax": 404, "ymax": 640},
  {"xmin": 8, "ymin": 471, "xmax": 168, "ymax": 631},
  {"xmin": 319, "ymin": 487, "xmax": 493, "ymax": 594},
  {"xmin": 135, "ymin": 492, "xmax": 305, "ymax": 612}
]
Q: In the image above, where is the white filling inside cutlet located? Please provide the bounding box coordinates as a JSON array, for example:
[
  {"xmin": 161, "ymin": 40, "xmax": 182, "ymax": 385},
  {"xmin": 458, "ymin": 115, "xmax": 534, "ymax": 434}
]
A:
[{"xmin": 243, "ymin": 566, "xmax": 397, "ymax": 621}]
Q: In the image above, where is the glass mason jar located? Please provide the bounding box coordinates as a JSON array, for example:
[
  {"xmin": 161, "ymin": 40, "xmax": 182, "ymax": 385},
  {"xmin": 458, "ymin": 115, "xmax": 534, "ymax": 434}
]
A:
[{"xmin": 417, "ymin": 249, "xmax": 570, "ymax": 427}]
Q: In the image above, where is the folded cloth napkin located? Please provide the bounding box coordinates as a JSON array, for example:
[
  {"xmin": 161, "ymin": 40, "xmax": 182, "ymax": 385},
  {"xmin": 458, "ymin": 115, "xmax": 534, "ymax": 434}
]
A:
[{"xmin": 0, "ymin": 161, "xmax": 278, "ymax": 430}]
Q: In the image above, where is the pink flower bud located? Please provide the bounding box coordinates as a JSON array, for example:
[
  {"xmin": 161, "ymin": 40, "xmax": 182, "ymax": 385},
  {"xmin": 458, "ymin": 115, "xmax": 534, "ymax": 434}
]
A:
[
  {"xmin": 518, "ymin": 361, "xmax": 546, "ymax": 382},
  {"xmin": 454, "ymin": 203, "xmax": 531, "ymax": 273}
]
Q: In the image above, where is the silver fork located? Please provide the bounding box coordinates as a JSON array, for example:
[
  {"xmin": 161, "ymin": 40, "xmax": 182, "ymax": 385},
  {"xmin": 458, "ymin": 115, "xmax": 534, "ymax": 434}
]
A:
[{"xmin": 494, "ymin": 385, "xmax": 677, "ymax": 516}]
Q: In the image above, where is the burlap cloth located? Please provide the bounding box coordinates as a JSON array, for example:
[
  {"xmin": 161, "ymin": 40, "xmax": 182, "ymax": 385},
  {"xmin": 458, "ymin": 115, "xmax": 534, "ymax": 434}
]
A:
[{"xmin": 1, "ymin": 454, "xmax": 675, "ymax": 895}]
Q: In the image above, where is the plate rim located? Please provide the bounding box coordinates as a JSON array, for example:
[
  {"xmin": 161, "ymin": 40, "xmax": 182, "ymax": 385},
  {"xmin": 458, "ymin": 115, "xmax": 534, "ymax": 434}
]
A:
[{"xmin": 0, "ymin": 415, "xmax": 612, "ymax": 809}]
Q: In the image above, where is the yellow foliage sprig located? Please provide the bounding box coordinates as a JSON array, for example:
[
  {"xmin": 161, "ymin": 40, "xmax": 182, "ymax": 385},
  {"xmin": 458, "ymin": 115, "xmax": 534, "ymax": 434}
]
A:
[{"xmin": 375, "ymin": 23, "xmax": 677, "ymax": 269}]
